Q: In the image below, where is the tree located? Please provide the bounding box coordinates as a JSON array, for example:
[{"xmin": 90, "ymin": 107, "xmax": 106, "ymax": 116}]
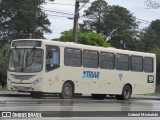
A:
[
  {"xmin": 58, "ymin": 30, "xmax": 110, "ymax": 47},
  {"xmin": 81, "ymin": 0, "xmax": 138, "ymax": 50},
  {"xmin": 0, "ymin": 0, "xmax": 52, "ymax": 45},
  {"xmin": 81, "ymin": 0, "xmax": 108, "ymax": 33},
  {"xmin": 138, "ymin": 19, "xmax": 160, "ymax": 52},
  {"xmin": 149, "ymin": 19, "xmax": 160, "ymax": 46},
  {"xmin": 0, "ymin": 44, "xmax": 10, "ymax": 84},
  {"xmin": 139, "ymin": 28, "xmax": 157, "ymax": 52},
  {"xmin": 145, "ymin": 0, "xmax": 160, "ymax": 9},
  {"xmin": 151, "ymin": 48, "xmax": 160, "ymax": 84}
]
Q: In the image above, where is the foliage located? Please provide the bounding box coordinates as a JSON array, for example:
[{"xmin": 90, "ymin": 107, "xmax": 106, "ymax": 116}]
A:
[
  {"xmin": 149, "ymin": 20, "xmax": 160, "ymax": 46},
  {"xmin": 137, "ymin": 20, "xmax": 160, "ymax": 82},
  {"xmin": 58, "ymin": 30, "xmax": 110, "ymax": 47},
  {"xmin": 151, "ymin": 48, "xmax": 160, "ymax": 84},
  {"xmin": 0, "ymin": 0, "xmax": 52, "ymax": 44},
  {"xmin": 0, "ymin": 84, "xmax": 7, "ymax": 90},
  {"xmin": 0, "ymin": 44, "xmax": 10, "ymax": 80},
  {"xmin": 80, "ymin": 0, "xmax": 138, "ymax": 50},
  {"xmin": 80, "ymin": 0, "xmax": 108, "ymax": 34},
  {"xmin": 139, "ymin": 28, "xmax": 157, "ymax": 52},
  {"xmin": 138, "ymin": 20, "xmax": 160, "ymax": 52}
]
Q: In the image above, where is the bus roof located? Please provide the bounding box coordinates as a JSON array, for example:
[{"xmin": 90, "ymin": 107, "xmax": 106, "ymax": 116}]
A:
[{"xmin": 12, "ymin": 39, "xmax": 156, "ymax": 57}]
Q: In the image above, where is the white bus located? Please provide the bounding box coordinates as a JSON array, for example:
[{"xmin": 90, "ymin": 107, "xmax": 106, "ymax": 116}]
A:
[{"xmin": 7, "ymin": 39, "xmax": 156, "ymax": 100}]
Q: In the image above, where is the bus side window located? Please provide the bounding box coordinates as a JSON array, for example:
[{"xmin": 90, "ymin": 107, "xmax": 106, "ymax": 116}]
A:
[
  {"xmin": 144, "ymin": 57, "xmax": 153, "ymax": 73},
  {"xmin": 46, "ymin": 46, "xmax": 60, "ymax": 71}
]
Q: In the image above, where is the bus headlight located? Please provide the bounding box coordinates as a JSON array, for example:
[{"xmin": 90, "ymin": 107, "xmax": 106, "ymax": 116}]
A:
[{"xmin": 32, "ymin": 78, "xmax": 42, "ymax": 85}]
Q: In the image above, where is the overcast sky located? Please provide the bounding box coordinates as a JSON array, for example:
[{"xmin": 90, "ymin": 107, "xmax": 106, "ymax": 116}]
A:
[{"xmin": 43, "ymin": 0, "xmax": 160, "ymax": 39}]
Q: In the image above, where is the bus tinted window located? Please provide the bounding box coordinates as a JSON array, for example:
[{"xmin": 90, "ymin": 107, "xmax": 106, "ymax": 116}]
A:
[
  {"xmin": 64, "ymin": 48, "xmax": 81, "ymax": 67},
  {"xmin": 100, "ymin": 52, "xmax": 114, "ymax": 69},
  {"xmin": 116, "ymin": 54, "xmax": 129, "ymax": 71},
  {"xmin": 46, "ymin": 46, "xmax": 60, "ymax": 71},
  {"xmin": 131, "ymin": 56, "xmax": 143, "ymax": 72},
  {"xmin": 83, "ymin": 50, "xmax": 99, "ymax": 68},
  {"xmin": 144, "ymin": 57, "xmax": 153, "ymax": 73}
]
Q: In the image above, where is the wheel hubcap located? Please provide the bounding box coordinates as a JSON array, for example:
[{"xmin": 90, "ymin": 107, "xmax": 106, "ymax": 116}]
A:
[
  {"xmin": 124, "ymin": 89, "xmax": 129, "ymax": 98},
  {"xmin": 65, "ymin": 87, "xmax": 71, "ymax": 95}
]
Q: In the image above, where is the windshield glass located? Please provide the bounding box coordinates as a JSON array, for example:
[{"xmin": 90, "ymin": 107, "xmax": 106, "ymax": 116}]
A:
[{"xmin": 9, "ymin": 48, "xmax": 43, "ymax": 72}]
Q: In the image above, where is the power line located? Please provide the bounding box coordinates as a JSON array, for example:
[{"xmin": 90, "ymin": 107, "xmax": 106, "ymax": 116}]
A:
[
  {"xmin": 43, "ymin": 9, "xmax": 74, "ymax": 15},
  {"xmin": 45, "ymin": 1, "xmax": 89, "ymax": 9},
  {"xmin": 45, "ymin": 2, "xmax": 75, "ymax": 6},
  {"xmin": 46, "ymin": 11, "xmax": 151, "ymax": 25},
  {"xmin": 42, "ymin": 8, "xmax": 74, "ymax": 15},
  {"xmin": 1, "ymin": 1, "xmax": 152, "ymax": 25},
  {"xmin": 43, "ymin": 9, "xmax": 151, "ymax": 25},
  {"xmin": 47, "ymin": 14, "xmax": 73, "ymax": 18},
  {"xmin": 136, "ymin": 18, "xmax": 151, "ymax": 24}
]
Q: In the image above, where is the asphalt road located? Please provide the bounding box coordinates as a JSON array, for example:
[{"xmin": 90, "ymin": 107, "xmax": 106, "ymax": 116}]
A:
[{"xmin": 0, "ymin": 94, "xmax": 160, "ymax": 120}]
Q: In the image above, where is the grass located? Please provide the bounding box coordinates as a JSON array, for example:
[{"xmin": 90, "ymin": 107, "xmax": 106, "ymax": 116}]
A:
[
  {"xmin": 144, "ymin": 93, "xmax": 160, "ymax": 96},
  {"xmin": 0, "ymin": 85, "xmax": 7, "ymax": 90}
]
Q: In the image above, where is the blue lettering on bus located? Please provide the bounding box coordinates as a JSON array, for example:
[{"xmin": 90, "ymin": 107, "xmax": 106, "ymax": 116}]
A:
[{"xmin": 82, "ymin": 71, "xmax": 100, "ymax": 79}]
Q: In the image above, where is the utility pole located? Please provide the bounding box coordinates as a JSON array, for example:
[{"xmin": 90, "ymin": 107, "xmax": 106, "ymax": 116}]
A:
[
  {"xmin": 72, "ymin": 0, "xmax": 89, "ymax": 43},
  {"xmin": 72, "ymin": 1, "xmax": 79, "ymax": 43},
  {"xmin": 32, "ymin": 0, "xmax": 37, "ymax": 39}
]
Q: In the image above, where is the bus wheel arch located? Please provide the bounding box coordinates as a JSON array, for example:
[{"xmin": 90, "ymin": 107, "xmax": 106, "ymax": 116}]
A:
[
  {"xmin": 60, "ymin": 80, "xmax": 75, "ymax": 99},
  {"xmin": 116, "ymin": 84, "xmax": 132, "ymax": 100}
]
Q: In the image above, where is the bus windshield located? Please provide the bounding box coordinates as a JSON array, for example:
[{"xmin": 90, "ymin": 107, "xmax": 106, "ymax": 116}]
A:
[{"xmin": 9, "ymin": 48, "xmax": 43, "ymax": 73}]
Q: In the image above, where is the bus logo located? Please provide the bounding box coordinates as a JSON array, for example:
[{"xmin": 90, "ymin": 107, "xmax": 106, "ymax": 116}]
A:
[
  {"xmin": 118, "ymin": 74, "xmax": 123, "ymax": 80},
  {"xmin": 82, "ymin": 71, "xmax": 100, "ymax": 79}
]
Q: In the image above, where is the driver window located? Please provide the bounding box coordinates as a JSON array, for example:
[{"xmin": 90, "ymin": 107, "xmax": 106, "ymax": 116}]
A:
[{"xmin": 46, "ymin": 45, "xmax": 60, "ymax": 71}]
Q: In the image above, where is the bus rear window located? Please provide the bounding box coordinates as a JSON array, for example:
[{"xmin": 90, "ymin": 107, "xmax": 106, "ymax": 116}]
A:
[{"xmin": 144, "ymin": 57, "xmax": 153, "ymax": 73}]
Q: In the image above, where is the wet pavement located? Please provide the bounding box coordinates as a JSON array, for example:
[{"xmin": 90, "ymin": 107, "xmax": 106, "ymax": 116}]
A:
[
  {"xmin": 0, "ymin": 91, "xmax": 160, "ymax": 120},
  {"xmin": 0, "ymin": 96, "xmax": 160, "ymax": 111}
]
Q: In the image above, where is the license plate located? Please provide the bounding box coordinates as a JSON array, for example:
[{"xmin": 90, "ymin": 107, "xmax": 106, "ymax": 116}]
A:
[{"xmin": 18, "ymin": 86, "xmax": 25, "ymax": 90}]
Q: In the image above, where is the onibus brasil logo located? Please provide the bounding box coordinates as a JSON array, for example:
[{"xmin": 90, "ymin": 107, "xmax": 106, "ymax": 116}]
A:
[{"xmin": 82, "ymin": 71, "xmax": 100, "ymax": 79}]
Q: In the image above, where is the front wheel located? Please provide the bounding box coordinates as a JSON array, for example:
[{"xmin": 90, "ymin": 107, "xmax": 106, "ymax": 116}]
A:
[
  {"xmin": 116, "ymin": 85, "xmax": 132, "ymax": 100},
  {"xmin": 60, "ymin": 82, "xmax": 73, "ymax": 99}
]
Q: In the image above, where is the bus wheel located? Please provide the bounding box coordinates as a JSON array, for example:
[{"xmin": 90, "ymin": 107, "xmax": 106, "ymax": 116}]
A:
[
  {"xmin": 91, "ymin": 94, "xmax": 106, "ymax": 100},
  {"xmin": 60, "ymin": 82, "xmax": 73, "ymax": 99},
  {"xmin": 116, "ymin": 85, "xmax": 132, "ymax": 100},
  {"xmin": 30, "ymin": 92, "xmax": 43, "ymax": 98}
]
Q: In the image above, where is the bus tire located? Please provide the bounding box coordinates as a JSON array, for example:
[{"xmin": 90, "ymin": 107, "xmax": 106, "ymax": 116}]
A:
[
  {"xmin": 116, "ymin": 85, "xmax": 132, "ymax": 100},
  {"xmin": 30, "ymin": 92, "xmax": 43, "ymax": 98},
  {"xmin": 60, "ymin": 82, "xmax": 73, "ymax": 99},
  {"xmin": 91, "ymin": 94, "xmax": 106, "ymax": 100}
]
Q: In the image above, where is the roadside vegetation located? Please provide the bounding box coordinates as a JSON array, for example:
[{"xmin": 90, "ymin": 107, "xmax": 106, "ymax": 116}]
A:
[
  {"xmin": 145, "ymin": 93, "xmax": 160, "ymax": 96},
  {"xmin": 0, "ymin": 85, "xmax": 7, "ymax": 90}
]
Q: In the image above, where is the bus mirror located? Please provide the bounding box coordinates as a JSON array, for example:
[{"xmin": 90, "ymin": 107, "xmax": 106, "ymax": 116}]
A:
[{"xmin": 46, "ymin": 64, "xmax": 60, "ymax": 71}]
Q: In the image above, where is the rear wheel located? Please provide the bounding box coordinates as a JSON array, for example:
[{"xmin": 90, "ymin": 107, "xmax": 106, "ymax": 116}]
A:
[
  {"xmin": 116, "ymin": 85, "xmax": 132, "ymax": 100},
  {"xmin": 91, "ymin": 94, "xmax": 106, "ymax": 100},
  {"xmin": 30, "ymin": 92, "xmax": 43, "ymax": 98},
  {"xmin": 60, "ymin": 82, "xmax": 73, "ymax": 99}
]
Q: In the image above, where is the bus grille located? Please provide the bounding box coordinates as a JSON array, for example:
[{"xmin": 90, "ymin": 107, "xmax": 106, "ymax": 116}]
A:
[
  {"xmin": 10, "ymin": 74, "xmax": 35, "ymax": 80},
  {"xmin": 13, "ymin": 86, "xmax": 32, "ymax": 90}
]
